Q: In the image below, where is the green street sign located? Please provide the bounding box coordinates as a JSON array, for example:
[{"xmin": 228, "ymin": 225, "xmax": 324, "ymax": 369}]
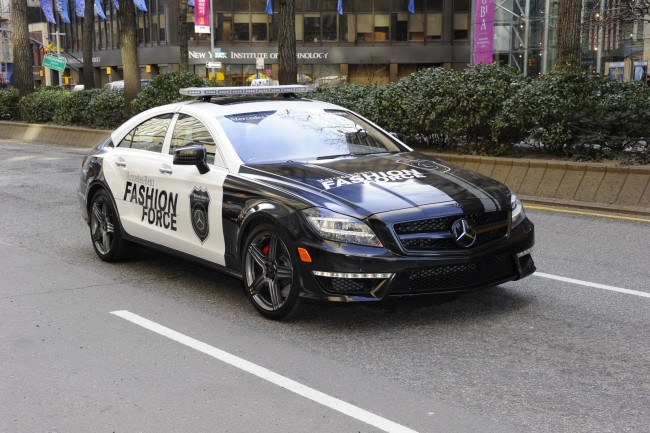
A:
[{"xmin": 43, "ymin": 55, "xmax": 67, "ymax": 72}]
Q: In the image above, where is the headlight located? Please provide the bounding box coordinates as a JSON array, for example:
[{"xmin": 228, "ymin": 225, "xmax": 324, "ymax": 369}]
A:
[
  {"xmin": 511, "ymin": 193, "xmax": 526, "ymax": 227},
  {"xmin": 302, "ymin": 208, "xmax": 383, "ymax": 247}
]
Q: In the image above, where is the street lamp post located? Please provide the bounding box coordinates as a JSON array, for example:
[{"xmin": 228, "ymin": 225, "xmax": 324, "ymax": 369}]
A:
[{"xmin": 50, "ymin": 29, "xmax": 65, "ymax": 86}]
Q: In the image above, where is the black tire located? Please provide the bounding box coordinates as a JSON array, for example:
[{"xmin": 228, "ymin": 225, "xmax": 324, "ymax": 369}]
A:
[
  {"xmin": 89, "ymin": 189, "xmax": 125, "ymax": 262},
  {"xmin": 242, "ymin": 223, "xmax": 302, "ymax": 320}
]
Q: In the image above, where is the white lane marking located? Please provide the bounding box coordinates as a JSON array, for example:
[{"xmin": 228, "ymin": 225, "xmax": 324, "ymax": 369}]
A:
[
  {"xmin": 534, "ymin": 272, "xmax": 650, "ymax": 298},
  {"xmin": 111, "ymin": 310, "xmax": 418, "ymax": 433}
]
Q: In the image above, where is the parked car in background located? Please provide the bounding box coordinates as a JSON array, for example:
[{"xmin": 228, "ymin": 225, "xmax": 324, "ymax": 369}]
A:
[{"xmin": 104, "ymin": 79, "xmax": 151, "ymax": 90}]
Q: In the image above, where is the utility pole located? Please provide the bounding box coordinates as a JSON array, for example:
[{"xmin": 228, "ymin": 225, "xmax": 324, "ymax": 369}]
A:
[
  {"xmin": 209, "ymin": 0, "xmax": 215, "ymax": 81},
  {"xmin": 51, "ymin": 29, "xmax": 65, "ymax": 85}
]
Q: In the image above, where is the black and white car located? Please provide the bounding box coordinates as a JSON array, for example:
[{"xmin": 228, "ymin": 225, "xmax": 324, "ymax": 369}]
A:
[{"xmin": 78, "ymin": 85, "xmax": 535, "ymax": 319}]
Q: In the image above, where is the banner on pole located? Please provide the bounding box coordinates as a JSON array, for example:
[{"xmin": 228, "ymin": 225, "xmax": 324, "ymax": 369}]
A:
[
  {"xmin": 194, "ymin": 0, "xmax": 210, "ymax": 33},
  {"xmin": 472, "ymin": 0, "xmax": 495, "ymax": 64}
]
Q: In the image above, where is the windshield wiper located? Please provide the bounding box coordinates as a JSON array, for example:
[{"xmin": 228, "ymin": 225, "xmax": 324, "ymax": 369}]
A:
[{"xmin": 317, "ymin": 151, "xmax": 399, "ymax": 160}]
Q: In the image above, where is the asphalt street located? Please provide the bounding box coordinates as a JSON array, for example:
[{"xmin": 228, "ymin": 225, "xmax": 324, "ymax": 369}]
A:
[{"xmin": 0, "ymin": 140, "xmax": 648, "ymax": 433}]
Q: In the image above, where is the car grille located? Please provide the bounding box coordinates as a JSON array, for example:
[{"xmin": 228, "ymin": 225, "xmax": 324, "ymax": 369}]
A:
[
  {"xmin": 390, "ymin": 254, "xmax": 517, "ymax": 295},
  {"xmin": 393, "ymin": 210, "xmax": 509, "ymax": 252}
]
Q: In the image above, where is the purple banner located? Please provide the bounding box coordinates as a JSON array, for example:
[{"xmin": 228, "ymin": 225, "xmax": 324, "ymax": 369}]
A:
[
  {"xmin": 194, "ymin": 0, "xmax": 210, "ymax": 33},
  {"xmin": 472, "ymin": 0, "xmax": 494, "ymax": 65}
]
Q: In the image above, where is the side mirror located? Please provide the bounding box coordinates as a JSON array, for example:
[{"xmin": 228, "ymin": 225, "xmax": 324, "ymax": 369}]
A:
[{"xmin": 173, "ymin": 145, "xmax": 210, "ymax": 174}]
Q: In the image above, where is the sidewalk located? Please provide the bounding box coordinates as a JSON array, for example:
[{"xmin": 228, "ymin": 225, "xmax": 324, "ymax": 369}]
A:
[{"xmin": 1, "ymin": 120, "xmax": 648, "ymax": 216}]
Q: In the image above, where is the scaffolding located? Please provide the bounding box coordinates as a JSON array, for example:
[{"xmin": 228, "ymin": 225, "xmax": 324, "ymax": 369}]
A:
[{"xmin": 490, "ymin": 0, "xmax": 558, "ymax": 76}]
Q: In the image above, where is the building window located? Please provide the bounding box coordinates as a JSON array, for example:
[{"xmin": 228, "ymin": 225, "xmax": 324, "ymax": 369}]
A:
[
  {"xmin": 409, "ymin": 12, "xmax": 424, "ymax": 41},
  {"xmin": 304, "ymin": 14, "xmax": 321, "ymax": 42},
  {"xmin": 234, "ymin": 13, "xmax": 250, "ymax": 41},
  {"xmin": 322, "ymin": 13, "xmax": 338, "ymax": 41},
  {"xmin": 356, "ymin": 13, "xmax": 373, "ymax": 42},
  {"xmin": 251, "ymin": 13, "xmax": 268, "ymax": 41},
  {"xmin": 374, "ymin": 14, "xmax": 389, "ymax": 41},
  {"xmin": 454, "ymin": 0, "xmax": 470, "ymax": 40},
  {"xmin": 392, "ymin": 13, "xmax": 408, "ymax": 41}
]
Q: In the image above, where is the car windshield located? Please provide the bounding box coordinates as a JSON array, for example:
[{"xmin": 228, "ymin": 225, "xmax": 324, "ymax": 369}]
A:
[{"xmin": 216, "ymin": 108, "xmax": 403, "ymax": 164}]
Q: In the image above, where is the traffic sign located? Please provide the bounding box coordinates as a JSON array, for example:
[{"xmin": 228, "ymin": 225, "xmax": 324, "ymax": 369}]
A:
[
  {"xmin": 43, "ymin": 55, "xmax": 67, "ymax": 72},
  {"xmin": 206, "ymin": 62, "xmax": 222, "ymax": 69}
]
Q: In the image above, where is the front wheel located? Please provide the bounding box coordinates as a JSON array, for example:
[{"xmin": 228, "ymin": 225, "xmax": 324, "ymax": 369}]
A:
[
  {"xmin": 242, "ymin": 223, "xmax": 302, "ymax": 320},
  {"xmin": 89, "ymin": 189, "xmax": 125, "ymax": 262}
]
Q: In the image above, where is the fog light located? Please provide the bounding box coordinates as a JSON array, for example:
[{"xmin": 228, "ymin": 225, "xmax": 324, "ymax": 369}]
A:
[{"xmin": 516, "ymin": 247, "xmax": 534, "ymax": 258}]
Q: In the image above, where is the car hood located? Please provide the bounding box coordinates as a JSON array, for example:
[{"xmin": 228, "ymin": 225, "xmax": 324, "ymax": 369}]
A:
[{"xmin": 240, "ymin": 152, "xmax": 511, "ymax": 218}]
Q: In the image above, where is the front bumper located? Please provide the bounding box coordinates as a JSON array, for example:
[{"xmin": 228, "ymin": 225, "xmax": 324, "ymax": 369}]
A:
[{"xmin": 294, "ymin": 218, "xmax": 535, "ymax": 303}]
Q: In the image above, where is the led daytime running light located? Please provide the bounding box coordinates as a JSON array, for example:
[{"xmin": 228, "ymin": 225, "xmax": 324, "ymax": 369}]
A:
[{"xmin": 313, "ymin": 271, "xmax": 393, "ymax": 279}]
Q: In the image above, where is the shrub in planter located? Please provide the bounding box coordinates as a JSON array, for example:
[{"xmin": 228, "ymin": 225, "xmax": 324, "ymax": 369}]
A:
[
  {"xmin": 590, "ymin": 80, "xmax": 650, "ymax": 153},
  {"xmin": 443, "ymin": 64, "xmax": 525, "ymax": 155},
  {"xmin": 85, "ymin": 89, "xmax": 125, "ymax": 129},
  {"xmin": 53, "ymin": 89, "xmax": 103, "ymax": 126},
  {"xmin": 498, "ymin": 68, "xmax": 612, "ymax": 155},
  {"xmin": 308, "ymin": 83, "xmax": 386, "ymax": 122},
  {"xmin": 378, "ymin": 67, "xmax": 457, "ymax": 147},
  {"xmin": 0, "ymin": 88, "xmax": 19, "ymax": 120},
  {"xmin": 18, "ymin": 87, "xmax": 68, "ymax": 123},
  {"xmin": 131, "ymin": 71, "xmax": 207, "ymax": 114}
]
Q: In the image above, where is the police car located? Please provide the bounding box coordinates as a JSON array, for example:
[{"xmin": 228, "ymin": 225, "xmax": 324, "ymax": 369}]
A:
[{"xmin": 78, "ymin": 85, "xmax": 535, "ymax": 319}]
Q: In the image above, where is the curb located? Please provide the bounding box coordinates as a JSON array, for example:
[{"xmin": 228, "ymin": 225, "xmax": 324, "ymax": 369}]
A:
[
  {"xmin": 0, "ymin": 120, "xmax": 110, "ymax": 148},
  {"xmin": 1, "ymin": 121, "xmax": 648, "ymax": 214},
  {"xmin": 422, "ymin": 152, "xmax": 650, "ymax": 214}
]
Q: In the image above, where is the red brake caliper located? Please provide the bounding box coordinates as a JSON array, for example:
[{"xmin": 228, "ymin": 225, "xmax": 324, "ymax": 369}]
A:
[{"xmin": 262, "ymin": 244, "xmax": 270, "ymax": 256}]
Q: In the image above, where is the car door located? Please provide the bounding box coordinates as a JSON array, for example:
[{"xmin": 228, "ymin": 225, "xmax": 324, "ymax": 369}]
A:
[
  {"xmin": 150, "ymin": 113, "xmax": 229, "ymax": 267},
  {"xmin": 102, "ymin": 113, "xmax": 176, "ymax": 241}
]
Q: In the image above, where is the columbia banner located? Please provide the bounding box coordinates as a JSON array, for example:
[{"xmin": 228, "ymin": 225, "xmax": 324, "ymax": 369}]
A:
[
  {"xmin": 194, "ymin": 0, "xmax": 210, "ymax": 33},
  {"xmin": 472, "ymin": 0, "xmax": 495, "ymax": 64}
]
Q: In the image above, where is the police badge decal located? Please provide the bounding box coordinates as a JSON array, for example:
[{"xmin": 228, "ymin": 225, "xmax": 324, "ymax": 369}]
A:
[{"xmin": 190, "ymin": 187, "xmax": 211, "ymax": 243}]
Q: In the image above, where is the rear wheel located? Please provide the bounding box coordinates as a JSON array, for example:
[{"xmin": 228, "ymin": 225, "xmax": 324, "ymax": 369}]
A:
[
  {"xmin": 89, "ymin": 189, "xmax": 125, "ymax": 262},
  {"xmin": 242, "ymin": 223, "xmax": 301, "ymax": 320}
]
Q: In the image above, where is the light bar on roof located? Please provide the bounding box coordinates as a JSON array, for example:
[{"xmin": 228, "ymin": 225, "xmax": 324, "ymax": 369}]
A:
[{"xmin": 179, "ymin": 85, "xmax": 312, "ymax": 97}]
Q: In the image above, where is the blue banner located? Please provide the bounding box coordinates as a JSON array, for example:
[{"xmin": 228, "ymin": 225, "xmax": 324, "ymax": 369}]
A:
[
  {"xmin": 95, "ymin": 0, "xmax": 107, "ymax": 19},
  {"xmin": 337, "ymin": 0, "xmax": 342, "ymax": 15},
  {"xmin": 41, "ymin": 0, "xmax": 56, "ymax": 23},
  {"xmin": 265, "ymin": 0, "xmax": 272, "ymax": 14},
  {"xmin": 133, "ymin": 0, "xmax": 147, "ymax": 11},
  {"xmin": 113, "ymin": 0, "xmax": 119, "ymax": 10},
  {"xmin": 55, "ymin": 0, "xmax": 71, "ymax": 23},
  {"xmin": 408, "ymin": 0, "xmax": 414, "ymax": 13},
  {"xmin": 73, "ymin": 0, "xmax": 84, "ymax": 17},
  {"xmin": 188, "ymin": 0, "xmax": 194, "ymax": 6}
]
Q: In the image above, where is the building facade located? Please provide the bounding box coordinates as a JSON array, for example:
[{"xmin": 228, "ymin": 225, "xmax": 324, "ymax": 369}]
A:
[
  {"xmin": 34, "ymin": 0, "xmax": 474, "ymax": 87},
  {"xmin": 10, "ymin": 0, "xmax": 650, "ymax": 87}
]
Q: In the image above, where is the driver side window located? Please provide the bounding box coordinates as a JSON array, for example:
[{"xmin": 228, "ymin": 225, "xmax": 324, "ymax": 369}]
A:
[
  {"xmin": 117, "ymin": 113, "xmax": 173, "ymax": 152},
  {"xmin": 170, "ymin": 114, "xmax": 224, "ymax": 167}
]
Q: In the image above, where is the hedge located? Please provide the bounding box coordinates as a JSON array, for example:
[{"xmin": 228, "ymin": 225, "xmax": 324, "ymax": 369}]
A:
[{"xmin": 6, "ymin": 68, "xmax": 649, "ymax": 162}]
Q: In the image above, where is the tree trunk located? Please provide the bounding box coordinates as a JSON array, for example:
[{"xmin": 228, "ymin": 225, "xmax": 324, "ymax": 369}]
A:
[
  {"xmin": 179, "ymin": 0, "xmax": 189, "ymax": 71},
  {"xmin": 119, "ymin": 0, "xmax": 140, "ymax": 116},
  {"xmin": 82, "ymin": 0, "xmax": 95, "ymax": 88},
  {"xmin": 10, "ymin": 0, "xmax": 32, "ymax": 97},
  {"xmin": 278, "ymin": 0, "xmax": 296, "ymax": 85},
  {"xmin": 555, "ymin": 0, "xmax": 583, "ymax": 69}
]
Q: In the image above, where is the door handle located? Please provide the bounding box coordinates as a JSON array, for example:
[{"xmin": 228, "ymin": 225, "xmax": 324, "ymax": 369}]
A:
[
  {"xmin": 159, "ymin": 167, "xmax": 173, "ymax": 174},
  {"xmin": 115, "ymin": 160, "xmax": 126, "ymax": 167}
]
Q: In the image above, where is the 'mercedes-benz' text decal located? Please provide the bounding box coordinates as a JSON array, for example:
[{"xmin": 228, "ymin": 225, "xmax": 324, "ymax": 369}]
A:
[
  {"xmin": 397, "ymin": 159, "xmax": 451, "ymax": 172},
  {"xmin": 123, "ymin": 177, "xmax": 178, "ymax": 231},
  {"xmin": 319, "ymin": 169, "xmax": 425, "ymax": 190}
]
